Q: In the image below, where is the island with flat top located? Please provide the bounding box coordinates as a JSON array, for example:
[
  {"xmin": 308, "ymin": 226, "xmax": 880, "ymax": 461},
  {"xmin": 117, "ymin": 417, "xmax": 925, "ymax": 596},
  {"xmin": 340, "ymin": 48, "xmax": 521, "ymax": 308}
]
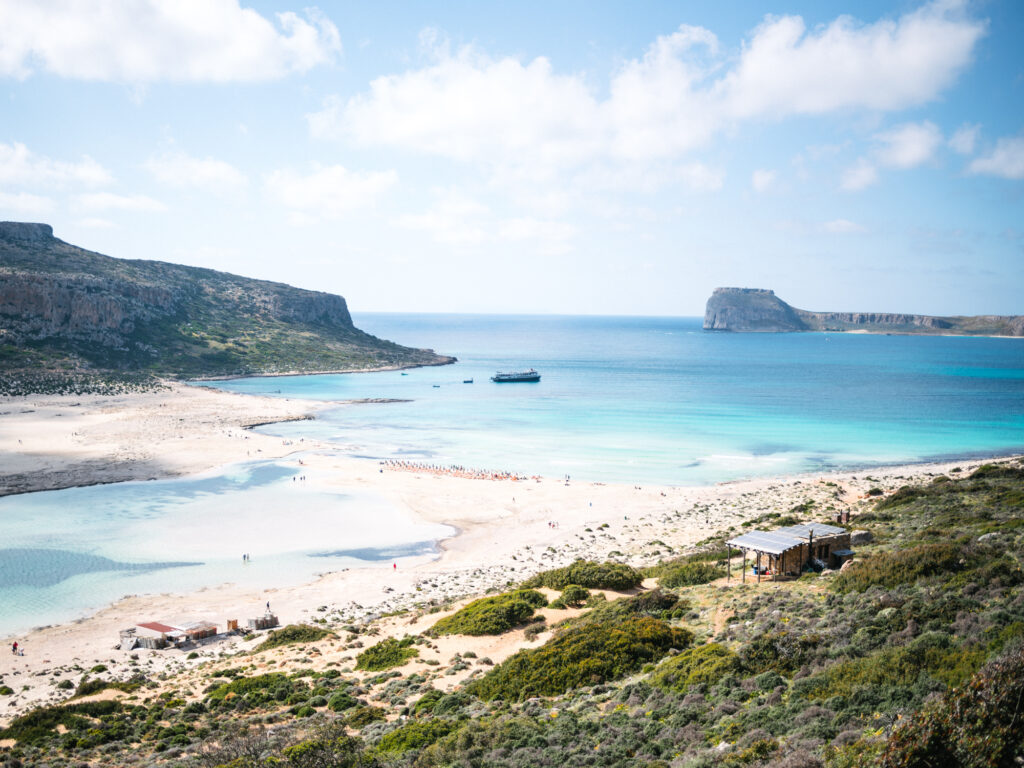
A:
[{"xmin": 703, "ymin": 287, "xmax": 1024, "ymax": 335}]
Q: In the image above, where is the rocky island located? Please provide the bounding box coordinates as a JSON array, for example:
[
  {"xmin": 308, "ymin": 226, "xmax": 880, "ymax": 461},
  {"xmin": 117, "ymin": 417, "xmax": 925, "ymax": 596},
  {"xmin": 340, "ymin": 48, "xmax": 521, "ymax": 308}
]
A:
[
  {"xmin": 0, "ymin": 221, "xmax": 454, "ymax": 394},
  {"xmin": 703, "ymin": 287, "xmax": 1024, "ymax": 336}
]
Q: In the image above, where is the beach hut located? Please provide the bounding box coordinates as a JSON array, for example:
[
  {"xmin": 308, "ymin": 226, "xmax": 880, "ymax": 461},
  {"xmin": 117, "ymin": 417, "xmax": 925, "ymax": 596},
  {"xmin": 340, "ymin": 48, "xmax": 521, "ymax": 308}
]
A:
[
  {"xmin": 726, "ymin": 530, "xmax": 805, "ymax": 582},
  {"xmin": 135, "ymin": 621, "xmax": 174, "ymax": 649},
  {"xmin": 774, "ymin": 522, "xmax": 851, "ymax": 568},
  {"xmin": 177, "ymin": 620, "xmax": 217, "ymax": 643},
  {"xmin": 726, "ymin": 522, "xmax": 853, "ymax": 580}
]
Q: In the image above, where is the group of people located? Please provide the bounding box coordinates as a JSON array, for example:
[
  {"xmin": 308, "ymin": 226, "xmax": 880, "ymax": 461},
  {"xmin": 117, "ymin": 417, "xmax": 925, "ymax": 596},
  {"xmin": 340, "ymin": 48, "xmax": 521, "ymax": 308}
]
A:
[
  {"xmin": 380, "ymin": 459, "xmax": 538, "ymax": 482},
  {"xmin": 11, "ymin": 641, "xmax": 23, "ymax": 656}
]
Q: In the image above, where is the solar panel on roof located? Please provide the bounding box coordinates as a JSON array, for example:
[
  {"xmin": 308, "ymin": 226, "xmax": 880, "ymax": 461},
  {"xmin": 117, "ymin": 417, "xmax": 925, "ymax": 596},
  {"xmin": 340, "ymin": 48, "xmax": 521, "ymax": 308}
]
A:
[
  {"xmin": 725, "ymin": 530, "xmax": 804, "ymax": 555},
  {"xmin": 775, "ymin": 523, "xmax": 846, "ymax": 539}
]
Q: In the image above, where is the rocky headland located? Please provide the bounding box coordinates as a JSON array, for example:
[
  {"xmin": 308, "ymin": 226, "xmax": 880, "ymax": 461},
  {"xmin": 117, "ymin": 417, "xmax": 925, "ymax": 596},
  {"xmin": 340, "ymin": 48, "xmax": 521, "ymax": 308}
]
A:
[
  {"xmin": 0, "ymin": 222, "xmax": 454, "ymax": 394},
  {"xmin": 703, "ymin": 286, "xmax": 1024, "ymax": 335}
]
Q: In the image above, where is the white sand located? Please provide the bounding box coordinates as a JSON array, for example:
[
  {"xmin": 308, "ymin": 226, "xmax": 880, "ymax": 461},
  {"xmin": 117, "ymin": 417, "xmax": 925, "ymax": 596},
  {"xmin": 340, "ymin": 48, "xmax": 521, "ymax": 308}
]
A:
[{"xmin": 0, "ymin": 383, "xmax": 1016, "ymax": 722}]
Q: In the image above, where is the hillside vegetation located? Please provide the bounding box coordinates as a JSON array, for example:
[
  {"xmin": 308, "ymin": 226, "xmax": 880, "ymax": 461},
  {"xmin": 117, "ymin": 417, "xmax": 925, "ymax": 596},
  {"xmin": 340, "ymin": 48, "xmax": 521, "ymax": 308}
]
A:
[
  {"xmin": 1, "ymin": 460, "xmax": 1021, "ymax": 767},
  {"xmin": 0, "ymin": 222, "xmax": 453, "ymax": 394}
]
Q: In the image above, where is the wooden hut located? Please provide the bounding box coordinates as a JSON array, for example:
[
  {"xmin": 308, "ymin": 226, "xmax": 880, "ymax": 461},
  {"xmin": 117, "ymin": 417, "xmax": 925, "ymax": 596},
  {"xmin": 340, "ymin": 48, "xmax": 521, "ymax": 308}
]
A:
[{"xmin": 726, "ymin": 522, "xmax": 852, "ymax": 581}]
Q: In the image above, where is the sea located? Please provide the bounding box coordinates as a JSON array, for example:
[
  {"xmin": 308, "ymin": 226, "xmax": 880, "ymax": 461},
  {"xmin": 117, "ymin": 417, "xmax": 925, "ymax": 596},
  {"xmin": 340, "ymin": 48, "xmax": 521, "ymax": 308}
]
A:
[{"xmin": 2, "ymin": 313, "xmax": 1023, "ymax": 636}]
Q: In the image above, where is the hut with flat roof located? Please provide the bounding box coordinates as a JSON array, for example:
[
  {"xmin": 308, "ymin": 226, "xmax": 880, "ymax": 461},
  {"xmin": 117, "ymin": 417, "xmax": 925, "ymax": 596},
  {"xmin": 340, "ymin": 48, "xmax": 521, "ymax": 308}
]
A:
[{"xmin": 726, "ymin": 522, "xmax": 851, "ymax": 581}]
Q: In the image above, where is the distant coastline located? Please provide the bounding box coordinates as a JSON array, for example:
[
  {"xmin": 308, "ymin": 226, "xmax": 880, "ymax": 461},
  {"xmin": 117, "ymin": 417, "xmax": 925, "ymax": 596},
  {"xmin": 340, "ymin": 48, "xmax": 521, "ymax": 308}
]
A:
[{"xmin": 703, "ymin": 287, "xmax": 1024, "ymax": 336}]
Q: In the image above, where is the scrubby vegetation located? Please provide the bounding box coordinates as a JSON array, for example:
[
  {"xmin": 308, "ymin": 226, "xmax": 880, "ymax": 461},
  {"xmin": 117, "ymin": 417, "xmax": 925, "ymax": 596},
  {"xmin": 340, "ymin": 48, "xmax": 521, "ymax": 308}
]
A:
[
  {"xmin": 429, "ymin": 589, "xmax": 547, "ymax": 636},
  {"xmin": 468, "ymin": 595, "xmax": 693, "ymax": 701},
  {"xmin": 253, "ymin": 624, "xmax": 332, "ymax": 652},
  {"xmin": 355, "ymin": 636, "xmax": 419, "ymax": 672},
  {"xmin": 523, "ymin": 559, "xmax": 644, "ymax": 590},
  {"xmin": 2, "ymin": 460, "xmax": 1022, "ymax": 767}
]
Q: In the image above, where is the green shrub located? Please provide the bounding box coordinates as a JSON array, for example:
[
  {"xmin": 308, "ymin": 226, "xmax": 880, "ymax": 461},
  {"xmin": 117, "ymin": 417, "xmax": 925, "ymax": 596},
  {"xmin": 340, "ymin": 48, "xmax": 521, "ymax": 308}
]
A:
[
  {"xmin": 346, "ymin": 705, "xmax": 387, "ymax": 728},
  {"xmin": 881, "ymin": 645, "xmax": 1024, "ymax": 767},
  {"xmin": 355, "ymin": 636, "xmax": 418, "ymax": 671},
  {"xmin": 412, "ymin": 688, "xmax": 444, "ymax": 715},
  {"xmin": 656, "ymin": 561, "xmax": 724, "ymax": 588},
  {"xmin": 430, "ymin": 590, "xmax": 547, "ymax": 636},
  {"xmin": 0, "ymin": 700, "xmax": 120, "ymax": 746},
  {"xmin": 206, "ymin": 673, "xmax": 294, "ymax": 701},
  {"xmin": 739, "ymin": 632, "xmax": 820, "ymax": 676},
  {"xmin": 560, "ymin": 584, "xmax": 590, "ymax": 607},
  {"xmin": 468, "ymin": 615, "xmax": 691, "ymax": 701},
  {"xmin": 376, "ymin": 719, "xmax": 456, "ymax": 753},
  {"xmin": 832, "ymin": 542, "xmax": 966, "ymax": 592},
  {"xmin": 649, "ymin": 643, "xmax": 740, "ymax": 692},
  {"xmin": 794, "ymin": 636, "xmax": 987, "ymax": 702},
  {"xmin": 877, "ymin": 485, "xmax": 927, "ymax": 509},
  {"xmin": 253, "ymin": 624, "xmax": 331, "ymax": 652},
  {"xmin": 328, "ymin": 691, "xmax": 357, "ymax": 711},
  {"xmin": 523, "ymin": 560, "xmax": 643, "ymax": 591}
]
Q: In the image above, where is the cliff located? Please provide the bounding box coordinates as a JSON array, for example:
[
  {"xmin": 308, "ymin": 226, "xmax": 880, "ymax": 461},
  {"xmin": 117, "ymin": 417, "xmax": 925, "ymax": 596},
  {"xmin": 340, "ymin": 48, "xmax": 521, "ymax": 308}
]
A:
[
  {"xmin": 703, "ymin": 287, "xmax": 1024, "ymax": 336},
  {"xmin": 0, "ymin": 221, "xmax": 454, "ymax": 393}
]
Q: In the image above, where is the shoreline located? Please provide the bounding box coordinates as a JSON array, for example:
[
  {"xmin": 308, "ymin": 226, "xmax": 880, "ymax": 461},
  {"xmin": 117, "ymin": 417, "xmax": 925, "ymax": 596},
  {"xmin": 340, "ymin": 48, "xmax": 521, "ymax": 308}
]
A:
[
  {"xmin": 186, "ymin": 356, "xmax": 457, "ymax": 383},
  {"xmin": 1, "ymin": 385, "xmax": 1022, "ymax": 723}
]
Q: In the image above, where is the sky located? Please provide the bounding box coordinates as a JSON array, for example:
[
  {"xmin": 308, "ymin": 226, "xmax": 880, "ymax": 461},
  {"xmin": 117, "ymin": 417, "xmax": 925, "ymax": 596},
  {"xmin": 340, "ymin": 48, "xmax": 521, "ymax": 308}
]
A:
[{"xmin": 1, "ymin": 0, "xmax": 1023, "ymax": 317}]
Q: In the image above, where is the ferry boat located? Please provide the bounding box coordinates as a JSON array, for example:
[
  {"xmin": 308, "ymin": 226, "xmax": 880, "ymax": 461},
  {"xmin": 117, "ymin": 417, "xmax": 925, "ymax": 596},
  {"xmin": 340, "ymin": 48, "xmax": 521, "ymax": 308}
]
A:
[{"xmin": 491, "ymin": 369, "xmax": 541, "ymax": 383}]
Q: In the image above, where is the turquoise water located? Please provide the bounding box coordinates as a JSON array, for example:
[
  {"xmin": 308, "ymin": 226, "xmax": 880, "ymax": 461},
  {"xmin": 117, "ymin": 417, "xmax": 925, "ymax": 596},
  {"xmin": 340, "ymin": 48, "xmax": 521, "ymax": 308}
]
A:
[
  {"xmin": 0, "ymin": 460, "xmax": 452, "ymax": 636},
  {"xmin": 4, "ymin": 314, "xmax": 1022, "ymax": 637},
  {"xmin": 206, "ymin": 314, "xmax": 1024, "ymax": 485}
]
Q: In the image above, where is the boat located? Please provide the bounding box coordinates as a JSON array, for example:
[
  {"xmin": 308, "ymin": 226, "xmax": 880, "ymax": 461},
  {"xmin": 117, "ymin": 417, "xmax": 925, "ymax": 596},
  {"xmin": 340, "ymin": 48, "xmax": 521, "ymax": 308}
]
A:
[
  {"xmin": 463, "ymin": 378, "xmax": 473, "ymax": 384},
  {"xmin": 491, "ymin": 369, "xmax": 541, "ymax": 383}
]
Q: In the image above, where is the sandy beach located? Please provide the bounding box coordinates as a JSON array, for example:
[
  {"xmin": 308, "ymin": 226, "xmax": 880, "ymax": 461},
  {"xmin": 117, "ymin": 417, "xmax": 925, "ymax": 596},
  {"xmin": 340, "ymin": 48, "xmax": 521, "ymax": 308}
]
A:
[{"xmin": 0, "ymin": 383, "xmax": 1016, "ymax": 724}]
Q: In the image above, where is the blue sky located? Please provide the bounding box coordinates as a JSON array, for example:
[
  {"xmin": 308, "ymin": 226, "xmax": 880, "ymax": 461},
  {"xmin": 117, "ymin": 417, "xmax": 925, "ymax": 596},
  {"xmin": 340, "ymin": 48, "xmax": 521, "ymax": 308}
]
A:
[{"xmin": 1, "ymin": 0, "xmax": 1022, "ymax": 316}]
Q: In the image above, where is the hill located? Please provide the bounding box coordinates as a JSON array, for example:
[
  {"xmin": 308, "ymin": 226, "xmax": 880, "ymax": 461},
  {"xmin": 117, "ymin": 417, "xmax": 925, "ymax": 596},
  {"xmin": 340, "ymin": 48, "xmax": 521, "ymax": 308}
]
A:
[
  {"xmin": 704, "ymin": 287, "xmax": 1024, "ymax": 335},
  {"xmin": 0, "ymin": 222, "xmax": 453, "ymax": 394}
]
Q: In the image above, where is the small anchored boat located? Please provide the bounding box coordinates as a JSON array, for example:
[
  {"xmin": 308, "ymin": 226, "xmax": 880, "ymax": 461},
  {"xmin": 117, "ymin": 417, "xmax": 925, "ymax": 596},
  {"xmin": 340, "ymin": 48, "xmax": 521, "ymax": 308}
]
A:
[{"xmin": 491, "ymin": 369, "xmax": 541, "ymax": 383}]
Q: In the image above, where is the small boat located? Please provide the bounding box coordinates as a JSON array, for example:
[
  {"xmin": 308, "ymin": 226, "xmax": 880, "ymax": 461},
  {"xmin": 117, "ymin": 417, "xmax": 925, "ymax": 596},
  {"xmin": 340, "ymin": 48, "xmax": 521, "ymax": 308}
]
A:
[
  {"xmin": 432, "ymin": 384, "xmax": 440, "ymax": 388},
  {"xmin": 463, "ymin": 378, "xmax": 473, "ymax": 384},
  {"xmin": 491, "ymin": 369, "xmax": 541, "ymax": 383},
  {"xmin": 401, "ymin": 372, "xmax": 408, "ymax": 376}
]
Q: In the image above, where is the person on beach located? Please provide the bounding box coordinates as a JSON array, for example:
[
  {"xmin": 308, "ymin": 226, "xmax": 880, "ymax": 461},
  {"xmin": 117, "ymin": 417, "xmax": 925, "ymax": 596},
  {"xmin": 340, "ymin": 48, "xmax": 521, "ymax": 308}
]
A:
[
  {"xmin": 11, "ymin": 641, "xmax": 16, "ymax": 654},
  {"xmin": 266, "ymin": 601, "xmax": 270, "ymax": 613}
]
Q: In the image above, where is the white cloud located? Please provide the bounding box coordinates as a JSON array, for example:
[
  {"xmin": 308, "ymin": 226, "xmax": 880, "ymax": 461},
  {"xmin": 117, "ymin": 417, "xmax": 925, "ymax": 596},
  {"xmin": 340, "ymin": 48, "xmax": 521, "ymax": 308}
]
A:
[
  {"xmin": 396, "ymin": 190, "xmax": 576, "ymax": 253},
  {"xmin": 75, "ymin": 192, "xmax": 167, "ymax": 212},
  {"xmin": 397, "ymin": 191, "xmax": 490, "ymax": 245},
  {"xmin": 265, "ymin": 165, "xmax": 397, "ymax": 222},
  {"xmin": 145, "ymin": 150, "xmax": 247, "ymax": 189},
  {"xmin": 721, "ymin": 2, "xmax": 985, "ymax": 118},
  {"xmin": 967, "ymin": 135, "xmax": 1024, "ymax": 179},
  {"xmin": 0, "ymin": 191, "xmax": 54, "ymax": 215},
  {"xmin": 874, "ymin": 121, "xmax": 942, "ymax": 168},
  {"xmin": 751, "ymin": 169, "xmax": 776, "ymax": 192},
  {"xmin": 949, "ymin": 123, "xmax": 980, "ymax": 155},
  {"xmin": 310, "ymin": 1, "xmax": 984, "ymax": 178},
  {"xmin": 841, "ymin": 159, "xmax": 879, "ymax": 191},
  {"xmin": 821, "ymin": 219, "xmax": 866, "ymax": 234},
  {"xmin": 0, "ymin": 0, "xmax": 340, "ymax": 82},
  {"xmin": 0, "ymin": 142, "xmax": 111, "ymax": 188}
]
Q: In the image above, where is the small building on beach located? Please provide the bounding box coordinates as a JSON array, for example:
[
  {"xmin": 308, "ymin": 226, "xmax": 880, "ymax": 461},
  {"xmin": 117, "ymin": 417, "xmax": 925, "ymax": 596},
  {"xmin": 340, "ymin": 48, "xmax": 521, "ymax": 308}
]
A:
[
  {"xmin": 122, "ymin": 619, "xmax": 218, "ymax": 650},
  {"xmin": 726, "ymin": 522, "xmax": 852, "ymax": 581}
]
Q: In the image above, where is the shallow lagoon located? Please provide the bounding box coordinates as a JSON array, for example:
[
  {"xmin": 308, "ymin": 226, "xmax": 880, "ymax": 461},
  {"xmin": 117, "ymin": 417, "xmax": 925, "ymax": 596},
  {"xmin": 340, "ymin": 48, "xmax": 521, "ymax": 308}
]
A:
[{"xmin": 0, "ymin": 460, "xmax": 452, "ymax": 635}]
